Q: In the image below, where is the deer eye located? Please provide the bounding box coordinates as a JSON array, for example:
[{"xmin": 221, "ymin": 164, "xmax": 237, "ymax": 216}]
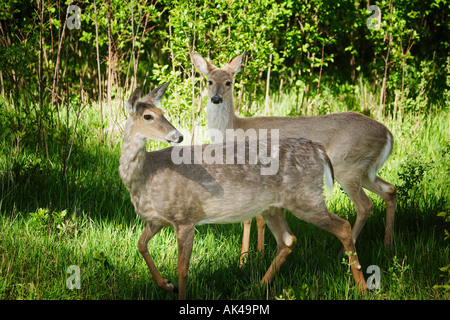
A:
[
  {"xmin": 143, "ymin": 114, "xmax": 153, "ymax": 121},
  {"xmin": 207, "ymin": 80, "xmax": 213, "ymax": 86},
  {"xmin": 225, "ymin": 81, "xmax": 232, "ymax": 86}
]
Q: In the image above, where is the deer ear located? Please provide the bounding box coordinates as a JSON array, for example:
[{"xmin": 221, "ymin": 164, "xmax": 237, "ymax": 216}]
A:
[
  {"xmin": 126, "ymin": 88, "xmax": 142, "ymax": 114},
  {"xmin": 226, "ymin": 51, "xmax": 245, "ymax": 76},
  {"xmin": 191, "ymin": 52, "xmax": 216, "ymax": 75},
  {"xmin": 141, "ymin": 82, "xmax": 170, "ymax": 107}
]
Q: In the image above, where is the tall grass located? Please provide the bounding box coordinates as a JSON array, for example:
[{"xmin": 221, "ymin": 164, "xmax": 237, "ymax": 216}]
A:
[{"xmin": 0, "ymin": 86, "xmax": 449, "ymax": 300}]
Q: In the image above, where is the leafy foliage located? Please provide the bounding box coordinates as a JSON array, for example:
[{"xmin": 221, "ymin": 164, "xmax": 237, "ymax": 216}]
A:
[
  {"xmin": 434, "ymin": 211, "xmax": 450, "ymax": 294},
  {"xmin": 0, "ymin": 0, "xmax": 449, "ymax": 300}
]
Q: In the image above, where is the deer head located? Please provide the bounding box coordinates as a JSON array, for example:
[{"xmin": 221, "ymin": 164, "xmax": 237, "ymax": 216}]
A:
[
  {"xmin": 191, "ymin": 52, "xmax": 245, "ymax": 104},
  {"xmin": 126, "ymin": 82, "xmax": 183, "ymax": 144}
]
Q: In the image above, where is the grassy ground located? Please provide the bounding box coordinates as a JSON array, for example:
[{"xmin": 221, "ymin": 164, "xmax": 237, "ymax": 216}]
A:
[{"xmin": 0, "ymin": 88, "xmax": 449, "ymax": 300}]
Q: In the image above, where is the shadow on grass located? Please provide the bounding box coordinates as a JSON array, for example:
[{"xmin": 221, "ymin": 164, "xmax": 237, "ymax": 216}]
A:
[{"xmin": 0, "ymin": 137, "xmax": 137, "ymax": 226}]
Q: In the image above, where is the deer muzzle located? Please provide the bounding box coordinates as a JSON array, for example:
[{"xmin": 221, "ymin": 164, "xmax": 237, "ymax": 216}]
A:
[
  {"xmin": 211, "ymin": 94, "xmax": 223, "ymax": 104},
  {"xmin": 165, "ymin": 130, "xmax": 184, "ymax": 143}
]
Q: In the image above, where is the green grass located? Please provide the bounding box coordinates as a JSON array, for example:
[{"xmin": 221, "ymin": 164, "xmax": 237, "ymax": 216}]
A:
[{"xmin": 1, "ymin": 90, "xmax": 449, "ymax": 300}]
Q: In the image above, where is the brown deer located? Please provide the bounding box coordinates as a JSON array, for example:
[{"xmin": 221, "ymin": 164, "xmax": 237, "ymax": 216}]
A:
[
  {"xmin": 119, "ymin": 83, "xmax": 367, "ymax": 299},
  {"xmin": 191, "ymin": 52, "xmax": 397, "ymax": 265}
]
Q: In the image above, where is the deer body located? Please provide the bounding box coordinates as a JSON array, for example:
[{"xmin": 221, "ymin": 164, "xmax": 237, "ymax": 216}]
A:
[
  {"xmin": 191, "ymin": 52, "xmax": 397, "ymax": 264},
  {"xmin": 122, "ymin": 137, "xmax": 330, "ymax": 227},
  {"xmin": 119, "ymin": 83, "xmax": 367, "ymax": 299},
  {"xmin": 208, "ymin": 107, "xmax": 393, "ymax": 184}
]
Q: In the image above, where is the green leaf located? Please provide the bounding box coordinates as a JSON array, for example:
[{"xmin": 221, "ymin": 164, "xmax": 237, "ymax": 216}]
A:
[
  {"xmin": 439, "ymin": 264, "xmax": 450, "ymax": 273},
  {"xmin": 433, "ymin": 284, "xmax": 450, "ymax": 291},
  {"xmin": 444, "ymin": 229, "xmax": 450, "ymax": 241}
]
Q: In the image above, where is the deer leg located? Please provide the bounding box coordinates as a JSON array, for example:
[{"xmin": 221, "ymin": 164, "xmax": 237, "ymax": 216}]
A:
[
  {"xmin": 350, "ymin": 188, "xmax": 373, "ymax": 243},
  {"xmin": 175, "ymin": 223, "xmax": 195, "ymax": 300},
  {"xmin": 256, "ymin": 214, "xmax": 266, "ymax": 253},
  {"xmin": 339, "ymin": 178, "xmax": 373, "ymax": 244},
  {"xmin": 240, "ymin": 213, "xmax": 268, "ymax": 267},
  {"xmin": 289, "ymin": 206, "xmax": 367, "ymax": 292},
  {"xmin": 362, "ymin": 175, "xmax": 397, "ymax": 246},
  {"xmin": 138, "ymin": 223, "xmax": 177, "ymax": 293},
  {"xmin": 239, "ymin": 219, "xmax": 252, "ymax": 267},
  {"xmin": 260, "ymin": 210, "xmax": 296, "ymax": 286}
]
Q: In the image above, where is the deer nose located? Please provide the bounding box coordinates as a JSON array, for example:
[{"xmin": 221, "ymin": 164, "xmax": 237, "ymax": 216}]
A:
[
  {"xmin": 173, "ymin": 132, "xmax": 183, "ymax": 143},
  {"xmin": 211, "ymin": 94, "xmax": 223, "ymax": 104},
  {"xmin": 166, "ymin": 130, "xmax": 183, "ymax": 143}
]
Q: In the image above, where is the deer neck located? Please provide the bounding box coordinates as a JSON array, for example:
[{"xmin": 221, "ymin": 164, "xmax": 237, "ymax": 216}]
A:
[
  {"xmin": 119, "ymin": 117, "xmax": 148, "ymax": 190},
  {"xmin": 206, "ymin": 98, "xmax": 236, "ymax": 141}
]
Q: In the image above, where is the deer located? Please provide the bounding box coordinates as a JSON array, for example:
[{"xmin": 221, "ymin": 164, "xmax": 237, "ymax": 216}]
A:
[
  {"xmin": 191, "ymin": 51, "xmax": 397, "ymax": 266},
  {"xmin": 119, "ymin": 82, "xmax": 367, "ymax": 300}
]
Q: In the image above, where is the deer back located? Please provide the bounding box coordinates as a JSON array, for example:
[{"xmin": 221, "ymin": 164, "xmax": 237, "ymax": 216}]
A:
[{"xmin": 131, "ymin": 138, "xmax": 331, "ymax": 227}]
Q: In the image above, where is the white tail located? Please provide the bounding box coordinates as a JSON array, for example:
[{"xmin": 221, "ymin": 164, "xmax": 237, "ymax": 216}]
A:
[
  {"xmin": 191, "ymin": 52, "xmax": 397, "ymax": 265},
  {"xmin": 319, "ymin": 148, "xmax": 335, "ymax": 195},
  {"xmin": 119, "ymin": 84, "xmax": 367, "ymax": 299}
]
